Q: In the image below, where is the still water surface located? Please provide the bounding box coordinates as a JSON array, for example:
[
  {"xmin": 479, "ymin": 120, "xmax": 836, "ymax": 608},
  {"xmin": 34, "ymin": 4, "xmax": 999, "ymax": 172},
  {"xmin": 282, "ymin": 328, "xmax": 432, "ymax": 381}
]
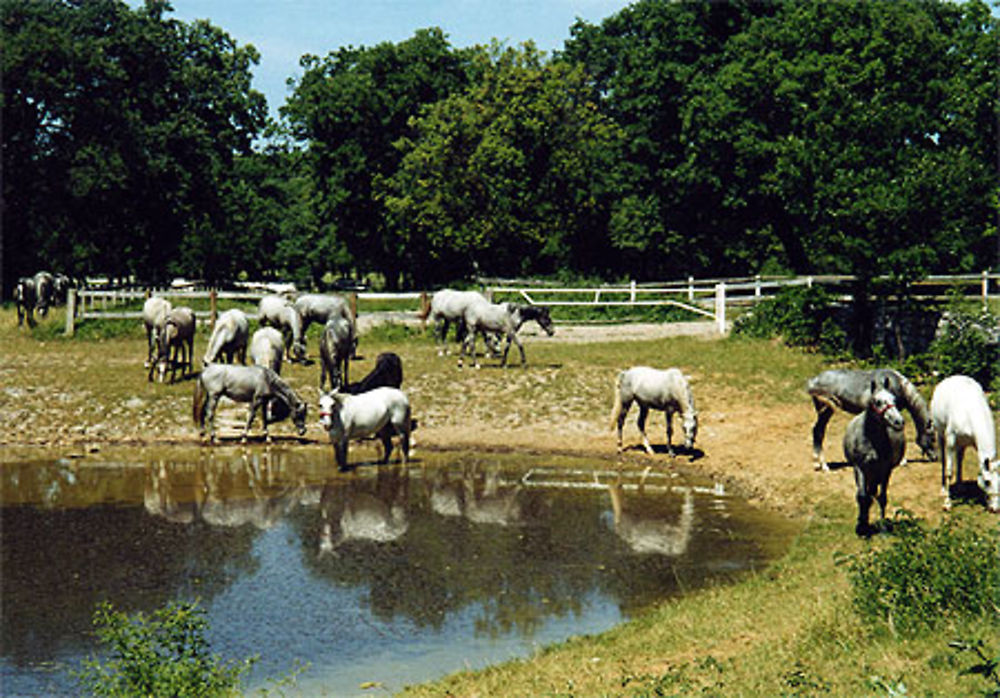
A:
[{"xmin": 1, "ymin": 447, "xmax": 798, "ymax": 696}]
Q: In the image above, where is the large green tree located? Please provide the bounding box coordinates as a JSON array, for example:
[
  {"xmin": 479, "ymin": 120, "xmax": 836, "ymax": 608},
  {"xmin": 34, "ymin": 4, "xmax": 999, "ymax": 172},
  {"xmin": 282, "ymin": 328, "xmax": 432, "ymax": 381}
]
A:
[
  {"xmin": 1, "ymin": 0, "xmax": 266, "ymax": 290},
  {"xmin": 380, "ymin": 43, "xmax": 625, "ymax": 284},
  {"xmin": 283, "ymin": 28, "xmax": 473, "ymax": 289}
]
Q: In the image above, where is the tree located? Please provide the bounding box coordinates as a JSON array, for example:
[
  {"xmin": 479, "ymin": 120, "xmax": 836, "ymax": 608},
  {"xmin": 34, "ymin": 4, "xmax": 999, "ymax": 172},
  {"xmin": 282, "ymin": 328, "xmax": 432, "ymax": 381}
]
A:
[
  {"xmin": 1, "ymin": 0, "xmax": 266, "ymax": 290},
  {"xmin": 380, "ymin": 43, "xmax": 625, "ymax": 285},
  {"xmin": 283, "ymin": 28, "xmax": 473, "ymax": 289}
]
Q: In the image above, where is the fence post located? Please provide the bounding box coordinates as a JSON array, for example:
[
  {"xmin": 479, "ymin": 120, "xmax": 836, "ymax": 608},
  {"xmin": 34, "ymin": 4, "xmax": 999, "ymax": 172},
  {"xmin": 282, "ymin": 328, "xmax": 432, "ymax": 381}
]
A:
[
  {"xmin": 419, "ymin": 292, "xmax": 429, "ymax": 329},
  {"xmin": 715, "ymin": 282, "xmax": 727, "ymax": 335},
  {"xmin": 688, "ymin": 276, "xmax": 695, "ymax": 302},
  {"xmin": 209, "ymin": 289, "xmax": 217, "ymax": 329},
  {"xmin": 754, "ymin": 274, "xmax": 761, "ymax": 302},
  {"xmin": 349, "ymin": 292, "xmax": 358, "ymax": 321},
  {"xmin": 983, "ymin": 270, "xmax": 989, "ymax": 310},
  {"xmin": 630, "ymin": 280, "xmax": 636, "ymax": 303},
  {"xmin": 65, "ymin": 289, "xmax": 76, "ymax": 337}
]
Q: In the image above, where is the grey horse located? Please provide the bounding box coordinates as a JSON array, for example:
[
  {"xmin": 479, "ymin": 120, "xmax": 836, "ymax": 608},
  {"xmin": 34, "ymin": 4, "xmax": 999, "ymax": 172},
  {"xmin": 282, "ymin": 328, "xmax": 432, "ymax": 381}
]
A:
[
  {"xmin": 149, "ymin": 306, "xmax": 196, "ymax": 383},
  {"xmin": 258, "ymin": 295, "xmax": 306, "ymax": 362},
  {"xmin": 249, "ymin": 327, "xmax": 285, "ymax": 374},
  {"xmin": 203, "ymin": 308, "xmax": 249, "ymax": 366},
  {"xmin": 807, "ymin": 368, "xmax": 935, "ymax": 470},
  {"xmin": 193, "ymin": 363, "xmax": 307, "ymax": 443},
  {"xmin": 611, "ymin": 366, "xmax": 698, "ymax": 456},
  {"xmin": 419, "ymin": 289, "xmax": 490, "ymax": 355},
  {"xmin": 14, "ymin": 277, "xmax": 37, "ymax": 327},
  {"xmin": 319, "ymin": 316, "xmax": 355, "ymax": 391},
  {"xmin": 142, "ymin": 296, "xmax": 172, "ymax": 368},
  {"xmin": 458, "ymin": 301, "xmax": 555, "ymax": 368},
  {"xmin": 294, "ymin": 293, "xmax": 356, "ymax": 349},
  {"xmin": 32, "ymin": 271, "xmax": 54, "ymax": 316},
  {"xmin": 843, "ymin": 377, "xmax": 906, "ymax": 537}
]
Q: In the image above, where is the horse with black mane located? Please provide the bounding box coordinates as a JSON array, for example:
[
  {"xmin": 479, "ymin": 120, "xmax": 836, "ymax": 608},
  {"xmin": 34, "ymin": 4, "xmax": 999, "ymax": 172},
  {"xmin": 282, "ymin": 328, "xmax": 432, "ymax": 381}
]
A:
[{"xmin": 458, "ymin": 301, "xmax": 555, "ymax": 368}]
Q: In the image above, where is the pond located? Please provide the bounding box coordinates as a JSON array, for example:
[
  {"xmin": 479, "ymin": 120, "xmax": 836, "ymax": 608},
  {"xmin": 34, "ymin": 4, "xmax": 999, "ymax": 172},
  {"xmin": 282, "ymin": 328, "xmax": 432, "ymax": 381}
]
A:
[{"xmin": 1, "ymin": 446, "xmax": 799, "ymax": 696}]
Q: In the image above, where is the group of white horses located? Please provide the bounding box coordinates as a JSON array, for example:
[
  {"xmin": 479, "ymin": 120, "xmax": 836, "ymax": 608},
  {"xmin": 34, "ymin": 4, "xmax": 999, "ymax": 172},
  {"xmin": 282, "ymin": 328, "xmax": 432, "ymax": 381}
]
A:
[
  {"xmin": 140, "ymin": 286, "xmax": 998, "ymax": 530},
  {"xmin": 807, "ymin": 368, "xmax": 998, "ymax": 536}
]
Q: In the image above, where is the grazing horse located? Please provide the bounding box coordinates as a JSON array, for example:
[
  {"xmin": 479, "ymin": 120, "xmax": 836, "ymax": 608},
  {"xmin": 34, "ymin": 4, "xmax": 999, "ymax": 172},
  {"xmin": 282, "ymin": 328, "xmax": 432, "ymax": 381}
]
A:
[
  {"xmin": 249, "ymin": 327, "xmax": 284, "ymax": 374},
  {"xmin": 203, "ymin": 308, "xmax": 249, "ymax": 366},
  {"xmin": 258, "ymin": 295, "xmax": 306, "ymax": 362},
  {"xmin": 343, "ymin": 352, "xmax": 403, "ymax": 394},
  {"xmin": 419, "ymin": 289, "xmax": 490, "ymax": 355},
  {"xmin": 844, "ymin": 377, "xmax": 906, "ymax": 537},
  {"xmin": 612, "ymin": 367, "xmax": 698, "ymax": 456},
  {"xmin": 142, "ymin": 296, "xmax": 173, "ymax": 368},
  {"xmin": 32, "ymin": 271, "xmax": 55, "ymax": 316},
  {"xmin": 806, "ymin": 368, "xmax": 935, "ymax": 470},
  {"xmin": 294, "ymin": 293, "xmax": 356, "ymax": 348},
  {"xmin": 458, "ymin": 301, "xmax": 555, "ymax": 368},
  {"xmin": 193, "ymin": 363, "xmax": 307, "ymax": 443},
  {"xmin": 319, "ymin": 387, "xmax": 411, "ymax": 470},
  {"xmin": 14, "ymin": 277, "xmax": 37, "ymax": 327},
  {"xmin": 319, "ymin": 316, "xmax": 355, "ymax": 391},
  {"xmin": 931, "ymin": 375, "xmax": 999, "ymax": 512},
  {"xmin": 149, "ymin": 306, "xmax": 195, "ymax": 383}
]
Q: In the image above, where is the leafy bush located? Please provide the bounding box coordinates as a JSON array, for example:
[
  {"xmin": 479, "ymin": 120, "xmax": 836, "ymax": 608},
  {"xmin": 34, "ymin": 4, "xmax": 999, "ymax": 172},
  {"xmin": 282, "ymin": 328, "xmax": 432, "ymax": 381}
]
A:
[
  {"xmin": 75, "ymin": 600, "xmax": 255, "ymax": 698},
  {"xmin": 846, "ymin": 512, "xmax": 1000, "ymax": 637},
  {"xmin": 927, "ymin": 304, "xmax": 999, "ymax": 389},
  {"xmin": 732, "ymin": 284, "xmax": 847, "ymax": 354}
]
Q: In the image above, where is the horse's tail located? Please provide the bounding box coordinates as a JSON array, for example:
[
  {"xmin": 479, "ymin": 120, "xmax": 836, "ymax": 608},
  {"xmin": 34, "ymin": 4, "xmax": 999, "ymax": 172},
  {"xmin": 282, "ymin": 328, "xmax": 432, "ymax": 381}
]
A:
[
  {"xmin": 610, "ymin": 370, "xmax": 625, "ymax": 431},
  {"xmin": 192, "ymin": 373, "xmax": 206, "ymax": 428}
]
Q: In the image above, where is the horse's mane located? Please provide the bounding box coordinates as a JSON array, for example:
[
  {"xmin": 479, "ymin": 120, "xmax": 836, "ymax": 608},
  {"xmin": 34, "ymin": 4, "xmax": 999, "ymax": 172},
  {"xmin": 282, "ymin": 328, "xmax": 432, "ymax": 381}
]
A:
[
  {"xmin": 265, "ymin": 368, "xmax": 304, "ymax": 409},
  {"xmin": 886, "ymin": 369, "xmax": 932, "ymax": 431}
]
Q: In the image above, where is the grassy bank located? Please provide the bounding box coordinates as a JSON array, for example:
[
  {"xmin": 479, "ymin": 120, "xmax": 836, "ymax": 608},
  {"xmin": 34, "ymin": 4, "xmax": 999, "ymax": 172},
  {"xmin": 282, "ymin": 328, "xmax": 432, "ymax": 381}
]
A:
[{"xmin": 2, "ymin": 306, "xmax": 998, "ymax": 696}]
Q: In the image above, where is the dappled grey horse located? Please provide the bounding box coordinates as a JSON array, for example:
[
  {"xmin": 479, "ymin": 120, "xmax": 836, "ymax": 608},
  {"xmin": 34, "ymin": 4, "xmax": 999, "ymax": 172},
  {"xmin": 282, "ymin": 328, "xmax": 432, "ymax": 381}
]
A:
[
  {"xmin": 294, "ymin": 293, "xmax": 357, "ymax": 355},
  {"xmin": 150, "ymin": 306, "xmax": 195, "ymax": 383},
  {"xmin": 203, "ymin": 308, "xmax": 249, "ymax": 366},
  {"xmin": 193, "ymin": 363, "xmax": 307, "ymax": 443},
  {"xmin": 258, "ymin": 295, "xmax": 306, "ymax": 362},
  {"xmin": 142, "ymin": 296, "xmax": 172, "ymax": 368},
  {"xmin": 15, "ymin": 277, "xmax": 37, "ymax": 327},
  {"xmin": 612, "ymin": 366, "xmax": 698, "ymax": 456},
  {"xmin": 844, "ymin": 377, "xmax": 906, "ymax": 537},
  {"xmin": 807, "ymin": 368, "xmax": 935, "ymax": 470},
  {"xmin": 458, "ymin": 300, "xmax": 555, "ymax": 368},
  {"xmin": 319, "ymin": 316, "xmax": 355, "ymax": 391},
  {"xmin": 249, "ymin": 327, "xmax": 285, "ymax": 374},
  {"xmin": 420, "ymin": 289, "xmax": 490, "ymax": 355}
]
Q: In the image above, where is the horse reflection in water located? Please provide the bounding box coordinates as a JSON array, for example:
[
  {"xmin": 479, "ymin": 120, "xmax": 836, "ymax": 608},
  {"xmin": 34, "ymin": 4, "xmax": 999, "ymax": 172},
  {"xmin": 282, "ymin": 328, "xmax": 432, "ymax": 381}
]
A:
[
  {"xmin": 144, "ymin": 449, "xmax": 304, "ymax": 529},
  {"xmin": 426, "ymin": 463, "xmax": 525, "ymax": 527},
  {"xmin": 607, "ymin": 475, "xmax": 694, "ymax": 556},
  {"xmin": 318, "ymin": 465, "xmax": 410, "ymax": 557}
]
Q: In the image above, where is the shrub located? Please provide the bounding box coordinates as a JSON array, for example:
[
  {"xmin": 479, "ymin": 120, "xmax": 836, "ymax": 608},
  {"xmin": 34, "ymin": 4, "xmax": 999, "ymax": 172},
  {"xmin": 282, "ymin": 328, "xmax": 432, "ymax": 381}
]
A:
[
  {"xmin": 845, "ymin": 512, "xmax": 1000, "ymax": 637},
  {"xmin": 75, "ymin": 600, "xmax": 255, "ymax": 698},
  {"xmin": 733, "ymin": 284, "xmax": 847, "ymax": 354},
  {"xmin": 927, "ymin": 304, "xmax": 999, "ymax": 389}
]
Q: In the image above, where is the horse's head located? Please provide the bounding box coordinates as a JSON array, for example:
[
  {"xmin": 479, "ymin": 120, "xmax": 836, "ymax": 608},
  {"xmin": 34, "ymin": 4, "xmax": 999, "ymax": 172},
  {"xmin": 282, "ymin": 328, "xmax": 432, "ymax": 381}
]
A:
[
  {"xmin": 292, "ymin": 340, "xmax": 307, "ymax": 362},
  {"xmin": 318, "ymin": 392, "xmax": 345, "ymax": 432},
  {"xmin": 869, "ymin": 378, "xmax": 904, "ymax": 431},
  {"xmin": 535, "ymin": 307, "xmax": 556, "ymax": 336},
  {"xmin": 917, "ymin": 420, "xmax": 937, "ymax": 460},
  {"xmin": 682, "ymin": 410, "xmax": 698, "ymax": 450},
  {"xmin": 291, "ymin": 398, "xmax": 308, "ymax": 436}
]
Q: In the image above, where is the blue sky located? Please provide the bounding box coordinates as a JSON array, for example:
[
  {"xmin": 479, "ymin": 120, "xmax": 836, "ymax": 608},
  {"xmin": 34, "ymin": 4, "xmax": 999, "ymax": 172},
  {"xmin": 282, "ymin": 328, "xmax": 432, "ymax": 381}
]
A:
[{"xmin": 158, "ymin": 0, "xmax": 635, "ymax": 118}]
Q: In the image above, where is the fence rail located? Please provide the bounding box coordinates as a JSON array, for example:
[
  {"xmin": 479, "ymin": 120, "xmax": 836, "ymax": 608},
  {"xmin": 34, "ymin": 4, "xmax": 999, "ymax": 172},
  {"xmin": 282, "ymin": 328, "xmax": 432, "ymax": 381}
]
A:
[{"xmin": 63, "ymin": 272, "xmax": 997, "ymax": 337}]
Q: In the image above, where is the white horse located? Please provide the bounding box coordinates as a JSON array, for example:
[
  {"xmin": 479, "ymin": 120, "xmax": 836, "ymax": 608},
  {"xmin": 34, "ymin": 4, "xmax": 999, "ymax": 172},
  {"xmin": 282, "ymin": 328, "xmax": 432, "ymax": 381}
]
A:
[
  {"xmin": 203, "ymin": 308, "xmax": 249, "ymax": 366},
  {"xmin": 458, "ymin": 300, "xmax": 554, "ymax": 368},
  {"xmin": 611, "ymin": 367, "xmax": 698, "ymax": 456},
  {"xmin": 149, "ymin": 306, "xmax": 195, "ymax": 383},
  {"xmin": 844, "ymin": 377, "xmax": 906, "ymax": 536},
  {"xmin": 193, "ymin": 363, "xmax": 307, "ymax": 443},
  {"xmin": 318, "ymin": 387, "xmax": 412, "ymax": 470},
  {"xmin": 419, "ymin": 289, "xmax": 490, "ymax": 355},
  {"xmin": 249, "ymin": 327, "xmax": 285, "ymax": 374},
  {"xmin": 931, "ymin": 374, "xmax": 999, "ymax": 512},
  {"xmin": 142, "ymin": 296, "xmax": 172, "ymax": 368},
  {"xmin": 258, "ymin": 295, "xmax": 306, "ymax": 362}
]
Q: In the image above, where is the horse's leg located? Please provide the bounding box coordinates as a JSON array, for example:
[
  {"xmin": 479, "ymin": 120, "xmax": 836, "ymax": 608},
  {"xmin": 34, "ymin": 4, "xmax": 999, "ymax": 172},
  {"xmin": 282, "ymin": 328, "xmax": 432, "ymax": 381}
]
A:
[
  {"xmin": 665, "ymin": 407, "xmax": 675, "ymax": 456},
  {"xmin": 616, "ymin": 400, "xmax": 632, "ymax": 453},
  {"xmin": 437, "ymin": 318, "xmax": 449, "ymax": 356},
  {"xmin": 335, "ymin": 439, "xmax": 349, "ymax": 470},
  {"xmin": 875, "ymin": 470, "xmax": 890, "ymax": 531},
  {"xmin": 511, "ymin": 332, "xmax": 526, "ymax": 367},
  {"xmin": 811, "ymin": 397, "xmax": 834, "ymax": 471},
  {"xmin": 941, "ymin": 431, "xmax": 953, "ymax": 509},
  {"xmin": 853, "ymin": 466, "xmax": 874, "ymax": 537},
  {"xmin": 319, "ymin": 359, "xmax": 328, "ymax": 391},
  {"xmin": 261, "ymin": 398, "xmax": 272, "ymax": 444},
  {"xmin": 637, "ymin": 405, "xmax": 654, "ymax": 455},
  {"xmin": 380, "ymin": 426, "xmax": 393, "ymax": 464},
  {"xmin": 244, "ymin": 399, "xmax": 259, "ymax": 444},
  {"xmin": 206, "ymin": 395, "xmax": 221, "ymax": 443}
]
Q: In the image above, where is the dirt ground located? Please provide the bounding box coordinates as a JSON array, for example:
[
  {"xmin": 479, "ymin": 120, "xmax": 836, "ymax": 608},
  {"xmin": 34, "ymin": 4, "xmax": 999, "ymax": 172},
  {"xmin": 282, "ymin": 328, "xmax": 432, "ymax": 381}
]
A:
[{"xmin": 1, "ymin": 314, "xmax": 960, "ymax": 528}]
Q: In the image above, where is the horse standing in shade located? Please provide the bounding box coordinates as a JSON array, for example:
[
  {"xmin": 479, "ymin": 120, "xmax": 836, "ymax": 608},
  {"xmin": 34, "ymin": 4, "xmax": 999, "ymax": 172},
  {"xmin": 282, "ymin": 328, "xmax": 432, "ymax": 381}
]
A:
[
  {"xmin": 931, "ymin": 374, "xmax": 999, "ymax": 512},
  {"xmin": 193, "ymin": 363, "xmax": 307, "ymax": 443},
  {"xmin": 149, "ymin": 306, "xmax": 195, "ymax": 383},
  {"xmin": 203, "ymin": 308, "xmax": 249, "ymax": 366},
  {"xmin": 32, "ymin": 271, "xmax": 54, "ymax": 317},
  {"xmin": 806, "ymin": 368, "xmax": 936, "ymax": 470},
  {"xmin": 258, "ymin": 295, "xmax": 306, "ymax": 363},
  {"xmin": 249, "ymin": 327, "xmax": 285, "ymax": 374},
  {"xmin": 343, "ymin": 352, "xmax": 403, "ymax": 394},
  {"xmin": 14, "ymin": 277, "xmax": 37, "ymax": 327},
  {"xmin": 142, "ymin": 296, "xmax": 172, "ymax": 368},
  {"xmin": 611, "ymin": 367, "xmax": 698, "ymax": 456},
  {"xmin": 458, "ymin": 301, "xmax": 555, "ymax": 368},
  {"xmin": 319, "ymin": 387, "xmax": 411, "ymax": 470},
  {"xmin": 319, "ymin": 316, "xmax": 355, "ymax": 390},
  {"xmin": 844, "ymin": 377, "xmax": 906, "ymax": 536}
]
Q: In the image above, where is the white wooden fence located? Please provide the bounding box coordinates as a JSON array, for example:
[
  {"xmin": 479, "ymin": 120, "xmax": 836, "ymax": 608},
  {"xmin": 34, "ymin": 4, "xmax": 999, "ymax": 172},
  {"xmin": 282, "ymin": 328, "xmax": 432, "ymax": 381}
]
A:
[{"xmin": 63, "ymin": 272, "xmax": 997, "ymax": 337}]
